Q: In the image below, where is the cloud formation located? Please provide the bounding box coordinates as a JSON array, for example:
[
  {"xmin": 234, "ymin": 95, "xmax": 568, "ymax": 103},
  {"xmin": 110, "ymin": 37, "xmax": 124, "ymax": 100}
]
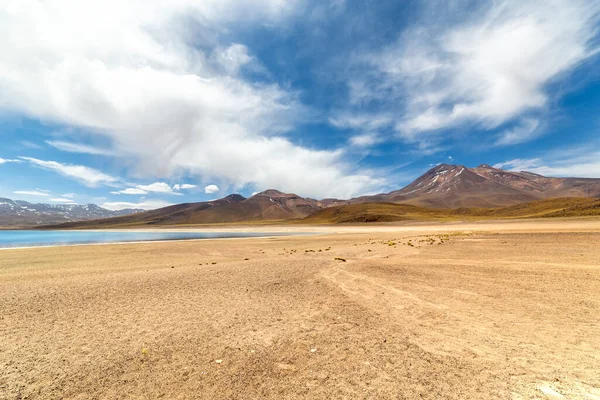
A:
[
  {"xmin": 46, "ymin": 141, "xmax": 114, "ymax": 156},
  {"xmin": 494, "ymin": 144, "xmax": 600, "ymax": 177},
  {"xmin": 204, "ymin": 184, "xmax": 219, "ymax": 194},
  {"xmin": 0, "ymin": 0, "xmax": 382, "ymax": 199},
  {"xmin": 101, "ymin": 199, "xmax": 173, "ymax": 211},
  {"xmin": 20, "ymin": 157, "xmax": 120, "ymax": 187},
  {"xmin": 49, "ymin": 197, "xmax": 77, "ymax": 204},
  {"xmin": 173, "ymin": 184, "xmax": 197, "ymax": 191},
  {"xmin": 13, "ymin": 190, "xmax": 50, "ymax": 197},
  {"xmin": 352, "ymin": 0, "xmax": 600, "ymax": 147},
  {"xmin": 0, "ymin": 158, "xmax": 20, "ymax": 164},
  {"xmin": 112, "ymin": 182, "xmax": 184, "ymax": 195}
]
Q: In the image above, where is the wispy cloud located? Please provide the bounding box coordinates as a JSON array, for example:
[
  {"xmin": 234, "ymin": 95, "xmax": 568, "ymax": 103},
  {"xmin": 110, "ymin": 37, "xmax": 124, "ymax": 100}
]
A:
[
  {"xmin": 101, "ymin": 200, "xmax": 172, "ymax": 211},
  {"xmin": 351, "ymin": 0, "xmax": 600, "ymax": 148},
  {"xmin": 0, "ymin": 158, "xmax": 21, "ymax": 164},
  {"xmin": 111, "ymin": 188, "xmax": 148, "ymax": 195},
  {"xmin": 494, "ymin": 146, "xmax": 600, "ymax": 177},
  {"xmin": 494, "ymin": 119, "xmax": 542, "ymax": 147},
  {"xmin": 112, "ymin": 182, "xmax": 183, "ymax": 196},
  {"xmin": 349, "ymin": 133, "xmax": 382, "ymax": 147},
  {"xmin": 13, "ymin": 190, "xmax": 51, "ymax": 197},
  {"xmin": 49, "ymin": 197, "xmax": 77, "ymax": 204},
  {"xmin": 20, "ymin": 157, "xmax": 120, "ymax": 187},
  {"xmin": 46, "ymin": 140, "xmax": 114, "ymax": 156},
  {"xmin": 494, "ymin": 158, "xmax": 544, "ymax": 171}
]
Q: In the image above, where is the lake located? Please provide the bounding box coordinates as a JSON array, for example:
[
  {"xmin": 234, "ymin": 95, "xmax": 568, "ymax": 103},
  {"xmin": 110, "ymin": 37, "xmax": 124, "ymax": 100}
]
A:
[{"xmin": 0, "ymin": 230, "xmax": 293, "ymax": 249}]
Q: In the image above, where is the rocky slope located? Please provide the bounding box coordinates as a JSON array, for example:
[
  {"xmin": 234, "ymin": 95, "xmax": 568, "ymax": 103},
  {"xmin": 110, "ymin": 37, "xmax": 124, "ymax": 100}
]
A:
[{"xmin": 364, "ymin": 164, "xmax": 600, "ymax": 208}]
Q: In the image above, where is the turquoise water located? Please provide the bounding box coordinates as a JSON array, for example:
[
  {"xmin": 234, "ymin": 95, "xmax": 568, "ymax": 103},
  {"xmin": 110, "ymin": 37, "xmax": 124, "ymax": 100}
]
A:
[{"xmin": 0, "ymin": 230, "xmax": 292, "ymax": 249}]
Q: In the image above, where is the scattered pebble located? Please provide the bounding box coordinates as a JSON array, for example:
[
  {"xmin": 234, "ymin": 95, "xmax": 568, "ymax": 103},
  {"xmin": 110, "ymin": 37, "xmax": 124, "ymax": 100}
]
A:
[
  {"xmin": 310, "ymin": 348, "xmax": 317, "ymax": 353},
  {"xmin": 215, "ymin": 359, "xmax": 223, "ymax": 364}
]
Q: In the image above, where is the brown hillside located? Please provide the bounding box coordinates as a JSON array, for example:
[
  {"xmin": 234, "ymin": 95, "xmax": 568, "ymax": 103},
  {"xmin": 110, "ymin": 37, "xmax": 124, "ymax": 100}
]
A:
[{"xmin": 302, "ymin": 198, "xmax": 600, "ymax": 224}]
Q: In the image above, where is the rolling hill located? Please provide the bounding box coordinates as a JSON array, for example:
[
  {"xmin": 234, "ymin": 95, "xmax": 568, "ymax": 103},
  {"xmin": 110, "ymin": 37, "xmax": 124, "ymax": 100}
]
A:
[{"xmin": 302, "ymin": 197, "xmax": 600, "ymax": 224}]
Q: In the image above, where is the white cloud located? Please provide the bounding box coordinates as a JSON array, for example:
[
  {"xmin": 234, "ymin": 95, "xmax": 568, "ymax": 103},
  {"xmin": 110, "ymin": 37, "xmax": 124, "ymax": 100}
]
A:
[
  {"xmin": 113, "ymin": 182, "xmax": 182, "ymax": 195},
  {"xmin": 62, "ymin": 193, "xmax": 77, "ymax": 198},
  {"xmin": 46, "ymin": 140, "xmax": 113, "ymax": 156},
  {"xmin": 494, "ymin": 148, "xmax": 600, "ymax": 178},
  {"xmin": 204, "ymin": 184, "xmax": 220, "ymax": 194},
  {"xmin": 101, "ymin": 199, "xmax": 173, "ymax": 211},
  {"xmin": 0, "ymin": 158, "xmax": 20, "ymax": 164},
  {"xmin": 495, "ymin": 119, "xmax": 542, "ymax": 146},
  {"xmin": 215, "ymin": 44, "xmax": 253, "ymax": 75},
  {"xmin": 0, "ymin": 0, "xmax": 383, "ymax": 199},
  {"xmin": 49, "ymin": 197, "xmax": 77, "ymax": 204},
  {"xmin": 173, "ymin": 183, "xmax": 197, "ymax": 191},
  {"xmin": 13, "ymin": 190, "xmax": 50, "ymax": 197},
  {"xmin": 111, "ymin": 188, "xmax": 148, "ymax": 195},
  {"xmin": 357, "ymin": 0, "xmax": 600, "ymax": 145},
  {"xmin": 494, "ymin": 158, "xmax": 544, "ymax": 171},
  {"xmin": 349, "ymin": 133, "xmax": 381, "ymax": 147},
  {"xmin": 19, "ymin": 157, "xmax": 119, "ymax": 187},
  {"xmin": 137, "ymin": 182, "xmax": 181, "ymax": 195},
  {"xmin": 329, "ymin": 114, "xmax": 393, "ymax": 132}
]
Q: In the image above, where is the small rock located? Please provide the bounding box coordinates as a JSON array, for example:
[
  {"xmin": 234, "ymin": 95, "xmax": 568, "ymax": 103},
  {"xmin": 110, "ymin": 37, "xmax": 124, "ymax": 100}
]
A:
[
  {"xmin": 310, "ymin": 348, "xmax": 317, "ymax": 353},
  {"xmin": 215, "ymin": 359, "xmax": 223, "ymax": 364}
]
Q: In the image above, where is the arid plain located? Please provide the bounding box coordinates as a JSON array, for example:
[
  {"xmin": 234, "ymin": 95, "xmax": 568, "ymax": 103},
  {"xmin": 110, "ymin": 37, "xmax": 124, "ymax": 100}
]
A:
[{"xmin": 1, "ymin": 220, "xmax": 600, "ymax": 399}]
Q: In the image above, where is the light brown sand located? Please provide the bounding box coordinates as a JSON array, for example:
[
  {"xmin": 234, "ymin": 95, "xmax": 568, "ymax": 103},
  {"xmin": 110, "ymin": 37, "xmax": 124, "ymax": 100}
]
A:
[{"xmin": 1, "ymin": 220, "xmax": 600, "ymax": 399}]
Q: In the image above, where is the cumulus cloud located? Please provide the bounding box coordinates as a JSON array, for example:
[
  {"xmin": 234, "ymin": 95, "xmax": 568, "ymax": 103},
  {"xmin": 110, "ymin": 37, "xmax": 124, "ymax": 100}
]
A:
[
  {"xmin": 0, "ymin": 0, "xmax": 382, "ymax": 199},
  {"xmin": 352, "ymin": 0, "xmax": 600, "ymax": 147},
  {"xmin": 19, "ymin": 157, "xmax": 120, "ymax": 187},
  {"xmin": 101, "ymin": 199, "xmax": 173, "ymax": 211},
  {"xmin": 204, "ymin": 184, "xmax": 220, "ymax": 194},
  {"xmin": 173, "ymin": 184, "xmax": 197, "ymax": 191}
]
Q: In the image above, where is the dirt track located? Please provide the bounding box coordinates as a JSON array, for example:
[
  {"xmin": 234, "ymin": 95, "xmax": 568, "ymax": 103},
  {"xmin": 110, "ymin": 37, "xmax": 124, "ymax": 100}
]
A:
[{"xmin": 1, "ymin": 221, "xmax": 600, "ymax": 399}]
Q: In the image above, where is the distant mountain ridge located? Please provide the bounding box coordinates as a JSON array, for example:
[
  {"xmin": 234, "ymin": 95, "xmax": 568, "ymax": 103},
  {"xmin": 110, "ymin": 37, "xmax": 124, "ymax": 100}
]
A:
[
  {"xmin": 45, "ymin": 190, "xmax": 324, "ymax": 228},
  {"xmin": 0, "ymin": 198, "xmax": 143, "ymax": 227},
  {"xmin": 350, "ymin": 164, "xmax": 600, "ymax": 208},
  {"xmin": 7, "ymin": 163, "xmax": 600, "ymax": 228}
]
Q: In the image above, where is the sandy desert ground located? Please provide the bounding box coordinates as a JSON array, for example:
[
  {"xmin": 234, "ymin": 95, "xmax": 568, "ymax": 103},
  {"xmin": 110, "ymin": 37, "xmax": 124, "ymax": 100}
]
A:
[{"xmin": 1, "ymin": 220, "xmax": 600, "ymax": 399}]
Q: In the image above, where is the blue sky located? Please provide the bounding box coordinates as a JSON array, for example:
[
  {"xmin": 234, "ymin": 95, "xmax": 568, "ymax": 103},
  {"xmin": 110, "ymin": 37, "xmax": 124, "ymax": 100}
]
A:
[{"xmin": 1, "ymin": 0, "xmax": 599, "ymax": 210}]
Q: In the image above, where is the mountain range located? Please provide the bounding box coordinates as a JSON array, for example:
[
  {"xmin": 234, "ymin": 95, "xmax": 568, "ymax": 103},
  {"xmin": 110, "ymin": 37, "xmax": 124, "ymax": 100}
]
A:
[
  {"xmin": 33, "ymin": 164, "xmax": 600, "ymax": 228},
  {"xmin": 3, "ymin": 163, "xmax": 600, "ymax": 227},
  {"xmin": 0, "ymin": 198, "xmax": 142, "ymax": 227},
  {"xmin": 343, "ymin": 164, "xmax": 600, "ymax": 208}
]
